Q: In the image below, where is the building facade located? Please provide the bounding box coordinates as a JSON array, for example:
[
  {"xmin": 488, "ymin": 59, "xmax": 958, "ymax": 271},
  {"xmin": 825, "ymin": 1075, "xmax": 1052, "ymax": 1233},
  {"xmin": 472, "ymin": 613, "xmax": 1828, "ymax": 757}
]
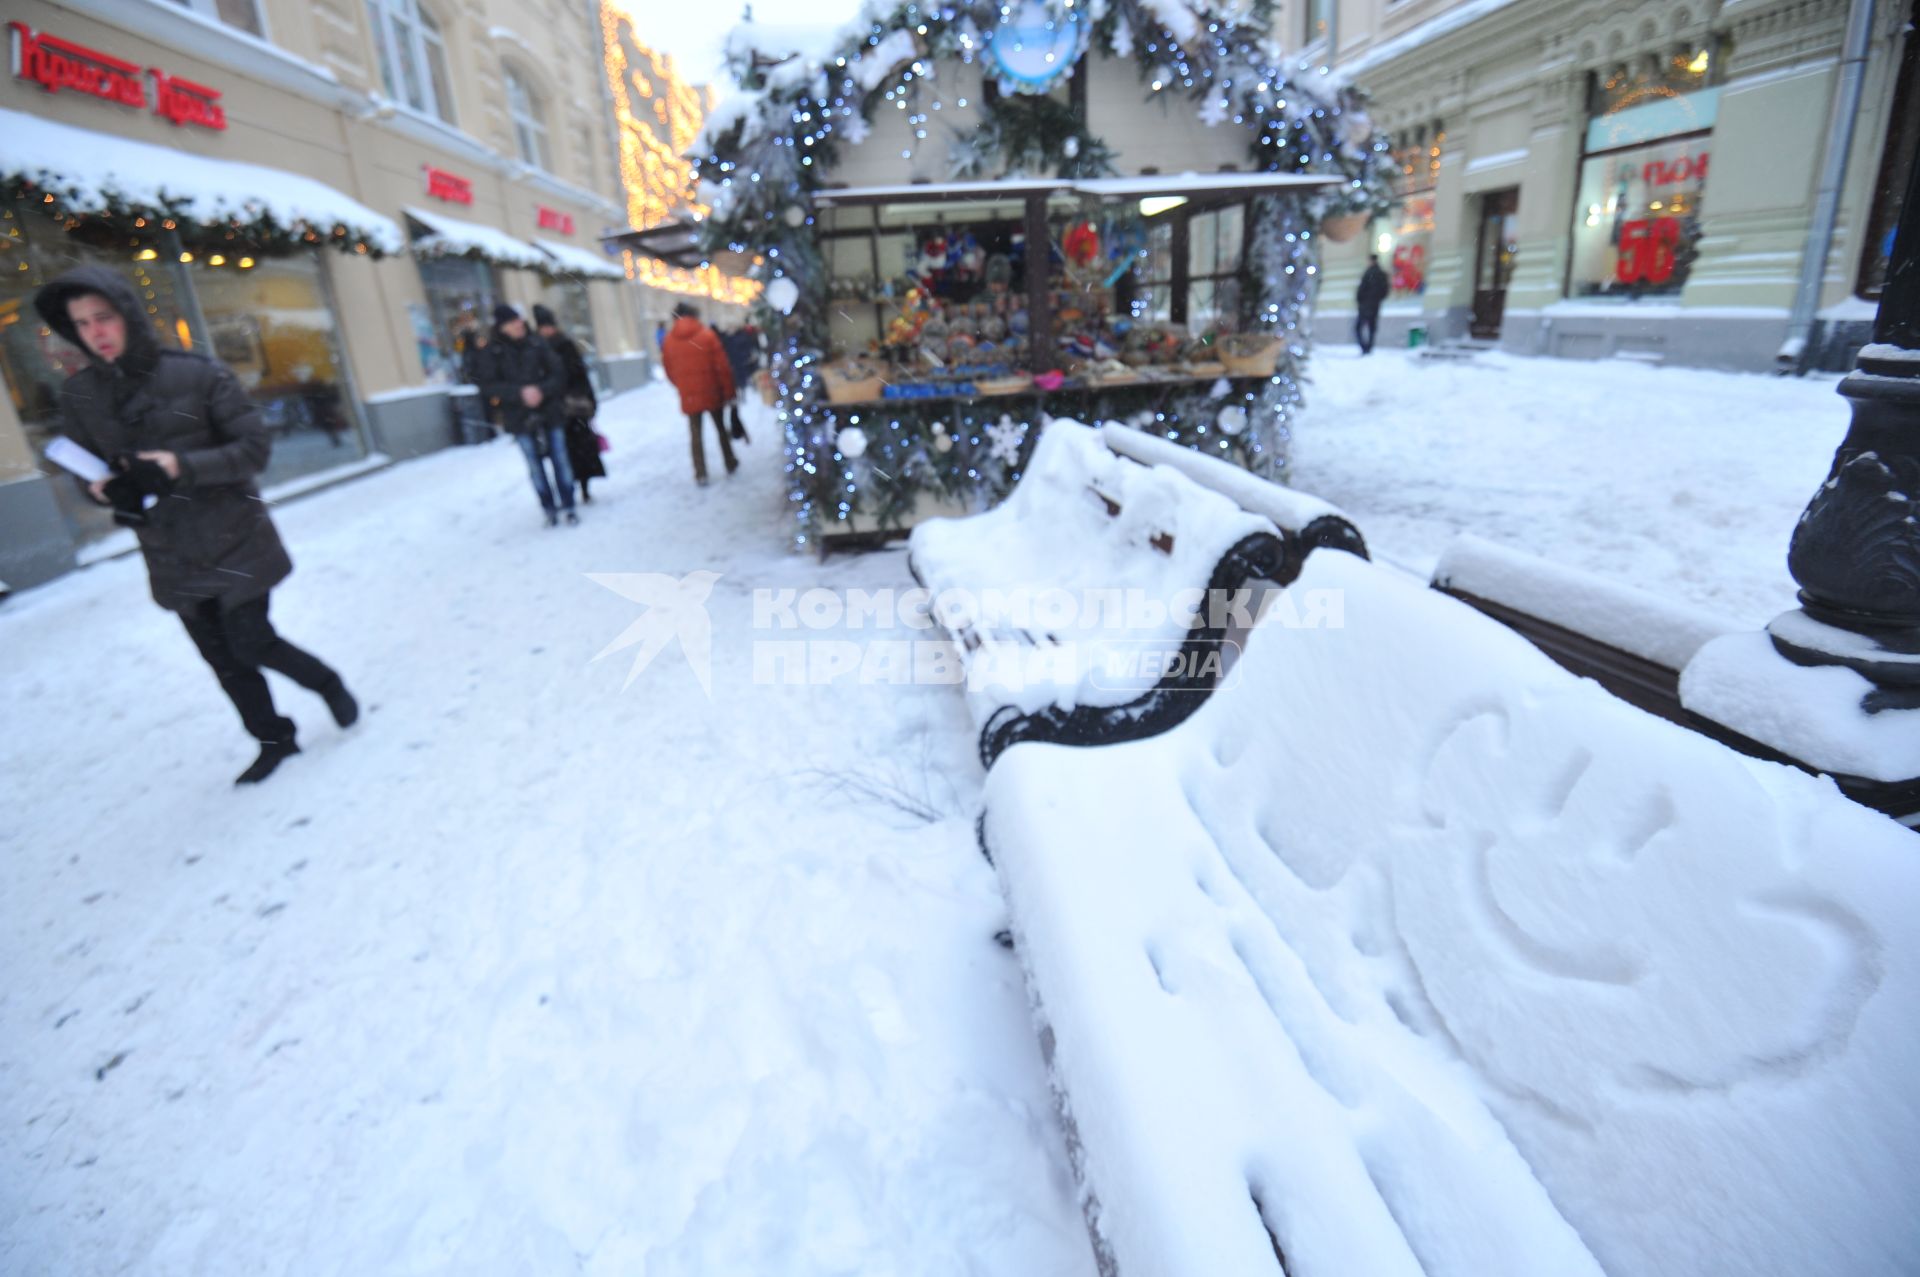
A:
[
  {"xmin": 1303, "ymin": 0, "xmax": 1916, "ymax": 371},
  {"xmin": 0, "ymin": 0, "xmax": 715, "ymax": 591}
]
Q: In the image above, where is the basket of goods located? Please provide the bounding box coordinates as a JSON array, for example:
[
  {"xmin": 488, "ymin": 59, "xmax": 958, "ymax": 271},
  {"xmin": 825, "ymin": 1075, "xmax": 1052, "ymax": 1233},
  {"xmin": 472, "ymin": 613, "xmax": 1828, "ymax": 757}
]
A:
[
  {"xmin": 974, "ymin": 372, "xmax": 1033, "ymax": 396},
  {"xmin": 1219, "ymin": 333, "xmax": 1283, "ymax": 376},
  {"xmin": 822, "ymin": 358, "xmax": 886, "ymax": 404}
]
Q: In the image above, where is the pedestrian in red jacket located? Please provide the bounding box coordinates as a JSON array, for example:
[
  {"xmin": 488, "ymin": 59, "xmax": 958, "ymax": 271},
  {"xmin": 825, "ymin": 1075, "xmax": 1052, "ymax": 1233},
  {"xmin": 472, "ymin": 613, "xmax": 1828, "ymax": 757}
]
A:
[{"xmin": 659, "ymin": 302, "xmax": 739, "ymax": 486}]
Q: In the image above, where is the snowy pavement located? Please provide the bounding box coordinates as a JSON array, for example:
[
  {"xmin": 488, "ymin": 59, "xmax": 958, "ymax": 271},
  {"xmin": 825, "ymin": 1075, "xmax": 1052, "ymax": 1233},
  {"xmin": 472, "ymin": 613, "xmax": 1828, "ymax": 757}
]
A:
[
  {"xmin": 0, "ymin": 383, "xmax": 1091, "ymax": 1276},
  {"xmin": 1291, "ymin": 347, "xmax": 1850, "ymax": 627},
  {"xmin": 0, "ymin": 351, "xmax": 1864, "ymax": 1275}
]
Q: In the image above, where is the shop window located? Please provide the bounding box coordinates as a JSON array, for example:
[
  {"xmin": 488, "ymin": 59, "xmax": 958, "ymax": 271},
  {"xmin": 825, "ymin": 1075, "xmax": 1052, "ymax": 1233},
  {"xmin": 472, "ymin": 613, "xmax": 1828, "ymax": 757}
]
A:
[
  {"xmin": 505, "ymin": 66, "xmax": 551, "ymax": 171},
  {"xmin": 416, "ymin": 255, "xmax": 498, "ymax": 383},
  {"xmin": 1858, "ymin": 16, "xmax": 1917, "ymax": 299},
  {"xmin": 1301, "ymin": 0, "xmax": 1332, "ymax": 47},
  {"xmin": 1567, "ymin": 51, "xmax": 1718, "ymax": 300},
  {"xmin": 1130, "ymin": 219, "xmax": 1175, "ymax": 324},
  {"xmin": 190, "ymin": 256, "xmax": 364, "ymax": 479},
  {"xmin": 367, "ymin": 0, "xmax": 455, "ymax": 124},
  {"xmin": 169, "ymin": 0, "xmax": 266, "ymax": 38},
  {"xmin": 1372, "ymin": 124, "xmax": 1443, "ymax": 299}
]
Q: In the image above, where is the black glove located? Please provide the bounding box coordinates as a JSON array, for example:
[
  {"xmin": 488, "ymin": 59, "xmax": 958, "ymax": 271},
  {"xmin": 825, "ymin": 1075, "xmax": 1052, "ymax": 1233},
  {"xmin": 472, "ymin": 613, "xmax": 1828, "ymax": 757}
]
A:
[{"xmin": 104, "ymin": 453, "xmax": 175, "ymax": 527}]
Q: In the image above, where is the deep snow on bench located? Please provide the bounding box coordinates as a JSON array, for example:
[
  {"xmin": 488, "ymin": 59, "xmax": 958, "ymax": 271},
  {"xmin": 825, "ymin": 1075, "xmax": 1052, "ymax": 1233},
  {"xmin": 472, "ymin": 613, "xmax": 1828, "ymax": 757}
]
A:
[{"xmin": 986, "ymin": 550, "xmax": 1920, "ymax": 1277}]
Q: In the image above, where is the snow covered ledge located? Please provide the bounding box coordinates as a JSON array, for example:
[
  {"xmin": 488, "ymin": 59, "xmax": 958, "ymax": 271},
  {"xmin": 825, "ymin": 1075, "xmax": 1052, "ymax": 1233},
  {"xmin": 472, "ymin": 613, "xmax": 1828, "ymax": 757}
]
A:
[{"xmin": 984, "ymin": 551, "xmax": 1920, "ymax": 1276}]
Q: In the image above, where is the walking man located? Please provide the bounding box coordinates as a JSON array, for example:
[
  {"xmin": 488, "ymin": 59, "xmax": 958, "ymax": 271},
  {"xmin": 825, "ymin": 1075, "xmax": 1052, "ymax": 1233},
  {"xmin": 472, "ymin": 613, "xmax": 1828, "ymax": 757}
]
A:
[
  {"xmin": 1356, "ymin": 253, "xmax": 1389, "ymax": 355},
  {"xmin": 532, "ymin": 304, "xmax": 605, "ymax": 505},
  {"xmin": 660, "ymin": 302, "xmax": 739, "ymax": 487},
  {"xmin": 477, "ymin": 304, "xmax": 576, "ymax": 526},
  {"xmin": 35, "ymin": 266, "xmax": 358, "ymax": 786}
]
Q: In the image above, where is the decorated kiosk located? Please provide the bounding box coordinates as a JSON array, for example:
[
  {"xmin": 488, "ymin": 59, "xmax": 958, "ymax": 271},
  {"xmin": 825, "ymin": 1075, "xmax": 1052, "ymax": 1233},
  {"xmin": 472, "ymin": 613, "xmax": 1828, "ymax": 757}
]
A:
[{"xmin": 656, "ymin": 1, "xmax": 1388, "ymax": 551}]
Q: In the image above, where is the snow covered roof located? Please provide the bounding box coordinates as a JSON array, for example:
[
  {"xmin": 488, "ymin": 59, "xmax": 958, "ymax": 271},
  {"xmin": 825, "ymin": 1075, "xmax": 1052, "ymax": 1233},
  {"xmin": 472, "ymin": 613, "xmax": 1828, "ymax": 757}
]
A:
[
  {"xmin": 404, "ymin": 206, "xmax": 550, "ymax": 270},
  {"xmin": 812, "ymin": 172, "xmax": 1340, "ymax": 205},
  {"xmin": 534, "ymin": 238, "xmax": 626, "ymax": 282},
  {"xmin": 1, "ymin": 108, "xmax": 403, "ymax": 254}
]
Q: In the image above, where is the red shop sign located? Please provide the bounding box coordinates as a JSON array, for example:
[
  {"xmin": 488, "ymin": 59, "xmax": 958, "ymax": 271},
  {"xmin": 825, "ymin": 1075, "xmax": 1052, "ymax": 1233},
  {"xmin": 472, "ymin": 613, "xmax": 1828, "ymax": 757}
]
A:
[
  {"xmin": 1617, "ymin": 217, "xmax": 1684, "ymax": 286},
  {"xmin": 536, "ymin": 205, "xmax": 575, "ymax": 235},
  {"xmin": 151, "ymin": 70, "xmax": 226, "ymax": 130},
  {"xmin": 9, "ymin": 23, "xmax": 227, "ymax": 131},
  {"xmin": 425, "ymin": 165, "xmax": 474, "ymax": 205},
  {"xmin": 1642, "ymin": 153, "xmax": 1710, "ymax": 187}
]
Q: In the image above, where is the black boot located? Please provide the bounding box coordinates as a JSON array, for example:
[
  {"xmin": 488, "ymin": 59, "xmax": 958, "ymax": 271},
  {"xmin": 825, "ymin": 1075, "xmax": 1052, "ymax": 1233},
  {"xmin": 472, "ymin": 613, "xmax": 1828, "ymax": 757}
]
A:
[
  {"xmin": 320, "ymin": 677, "xmax": 359, "ymax": 728},
  {"xmin": 236, "ymin": 738, "xmax": 300, "ymax": 785}
]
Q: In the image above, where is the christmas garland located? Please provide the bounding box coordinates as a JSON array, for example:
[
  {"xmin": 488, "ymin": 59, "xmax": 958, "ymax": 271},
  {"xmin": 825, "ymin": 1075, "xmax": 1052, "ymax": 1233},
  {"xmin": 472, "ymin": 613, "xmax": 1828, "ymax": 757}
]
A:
[
  {"xmin": 4, "ymin": 176, "xmax": 396, "ymax": 260},
  {"xmin": 694, "ymin": 0, "xmax": 1391, "ymax": 552}
]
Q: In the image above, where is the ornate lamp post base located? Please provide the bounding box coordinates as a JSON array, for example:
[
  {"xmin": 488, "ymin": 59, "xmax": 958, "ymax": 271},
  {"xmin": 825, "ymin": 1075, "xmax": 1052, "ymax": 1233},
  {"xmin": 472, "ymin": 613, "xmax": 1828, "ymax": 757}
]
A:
[{"xmin": 1770, "ymin": 348, "xmax": 1920, "ymax": 714}]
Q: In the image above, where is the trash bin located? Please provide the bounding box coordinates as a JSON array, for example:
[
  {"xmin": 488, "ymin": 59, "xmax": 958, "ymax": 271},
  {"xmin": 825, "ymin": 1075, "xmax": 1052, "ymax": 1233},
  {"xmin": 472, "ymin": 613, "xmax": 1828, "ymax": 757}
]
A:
[
  {"xmin": 1408, "ymin": 326, "xmax": 1428, "ymax": 349},
  {"xmin": 450, "ymin": 388, "xmax": 493, "ymax": 446}
]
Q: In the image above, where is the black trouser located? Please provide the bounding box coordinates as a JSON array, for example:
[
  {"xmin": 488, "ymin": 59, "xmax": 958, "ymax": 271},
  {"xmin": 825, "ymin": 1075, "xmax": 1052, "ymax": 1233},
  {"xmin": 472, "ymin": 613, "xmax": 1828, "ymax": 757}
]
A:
[
  {"xmin": 687, "ymin": 410, "xmax": 737, "ymax": 480},
  {"xmin": 180, "ymin": 594, "xmax": 338, "ymax": 745},
  {"xmin": 1355, "ymin": 309, "xmax": 1381, "ymax": 354}
]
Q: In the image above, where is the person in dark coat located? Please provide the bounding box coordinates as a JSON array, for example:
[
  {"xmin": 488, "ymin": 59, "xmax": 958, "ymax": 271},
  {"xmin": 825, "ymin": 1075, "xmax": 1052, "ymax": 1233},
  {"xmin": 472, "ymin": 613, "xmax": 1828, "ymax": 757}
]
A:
[
  {"xmin": 1355, "ymin": 254, "xmax": 1390, "ymax": 355},
  {"xmin": 533, "ymin": 304, "xmax": 605, "ymax": 504},
  {"xmin": 475, "ymin": 304, "xmax": 576, "ymax": 526},
  {"xmin": 718, "ymin": 325, "xmax": 757, "ymax": 445},
  {"xmin": 35, "ymin": 266, "xmax": 357, "ymax": 786},
  {"xmin": 660, "ymin": 302, "xmax": 738, "ymax": 486}
]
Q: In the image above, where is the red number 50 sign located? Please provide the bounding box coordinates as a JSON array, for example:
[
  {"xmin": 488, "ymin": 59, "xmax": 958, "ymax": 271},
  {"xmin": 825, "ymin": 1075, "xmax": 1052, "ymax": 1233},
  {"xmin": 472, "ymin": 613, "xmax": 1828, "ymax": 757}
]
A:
[{"xmin": 1617, "ymin": 216, "xmax": 1682, "ymax": 285}]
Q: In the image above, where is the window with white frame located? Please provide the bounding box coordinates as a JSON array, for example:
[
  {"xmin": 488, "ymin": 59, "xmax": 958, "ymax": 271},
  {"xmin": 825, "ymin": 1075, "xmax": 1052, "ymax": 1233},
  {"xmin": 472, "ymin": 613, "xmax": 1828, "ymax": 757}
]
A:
[
  {"xmin": 367, "ymin": 0, "xmax": 456, "ymax": 123},
  {"xmin": 168, "ymin": 0, "xmax": 266, "ymax": 37},
  {"xmin": 505, "ymin": 66, "xmax": 551, "ymax": 171}
]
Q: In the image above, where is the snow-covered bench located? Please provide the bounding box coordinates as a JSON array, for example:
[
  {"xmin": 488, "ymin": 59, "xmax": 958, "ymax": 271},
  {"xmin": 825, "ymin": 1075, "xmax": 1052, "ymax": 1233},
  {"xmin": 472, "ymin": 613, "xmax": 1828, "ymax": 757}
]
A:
[
  {"xmin": 907, "ymin": 420, "xmax": 1366, "ymax": 767},
  {"xmin": 983, "ymin": 549, "xmax": 1920, "ymax": 1277}
]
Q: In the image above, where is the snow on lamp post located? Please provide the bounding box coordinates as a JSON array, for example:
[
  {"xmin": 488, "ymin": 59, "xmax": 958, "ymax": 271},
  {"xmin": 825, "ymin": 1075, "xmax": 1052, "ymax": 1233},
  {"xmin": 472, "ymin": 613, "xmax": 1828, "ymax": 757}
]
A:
[{"xmin": 1772, "ymin": 133, "xmax": 1920, "ymax": 713}]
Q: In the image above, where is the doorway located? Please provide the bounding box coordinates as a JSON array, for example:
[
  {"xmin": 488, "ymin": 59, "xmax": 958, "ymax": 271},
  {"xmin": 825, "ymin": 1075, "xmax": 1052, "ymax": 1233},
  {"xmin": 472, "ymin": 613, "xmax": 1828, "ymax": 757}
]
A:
[{"xmin": 1471, "ymin": 187, "xmax": 1520, "ymax": 338}]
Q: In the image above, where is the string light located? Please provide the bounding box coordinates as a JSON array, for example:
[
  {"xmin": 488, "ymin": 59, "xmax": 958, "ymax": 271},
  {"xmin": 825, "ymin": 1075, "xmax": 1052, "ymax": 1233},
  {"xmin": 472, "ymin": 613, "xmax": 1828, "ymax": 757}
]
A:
[{"xmin": 600, "ymin": 3, "xmax": 757, "ymax": 305}]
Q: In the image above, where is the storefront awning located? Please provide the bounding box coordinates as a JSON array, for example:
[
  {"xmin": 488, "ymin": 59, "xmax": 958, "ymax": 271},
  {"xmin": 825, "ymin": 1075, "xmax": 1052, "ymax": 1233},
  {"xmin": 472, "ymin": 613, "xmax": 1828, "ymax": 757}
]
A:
[
  {"xmin": 2, "ymin": 107, "xmax": 404, "ymax": 255},
  {"xmin": 534, "ymin": 238, "xmax": 626, "ymax": 282},
  {"xmin": 601, "ymin": 220, "xmax": 754, "ymax": 277},
  {"xmin": 810, "ymin": 172, "xmax": 1343, "ymax": 207},
  {"xmin": 404, "ymin": 205, "xmax": 550, "ymax": 271}
]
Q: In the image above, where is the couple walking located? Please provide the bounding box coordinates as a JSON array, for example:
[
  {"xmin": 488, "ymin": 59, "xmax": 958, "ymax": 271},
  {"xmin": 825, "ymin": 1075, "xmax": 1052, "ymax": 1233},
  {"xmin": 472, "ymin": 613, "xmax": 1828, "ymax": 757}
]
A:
[
  {"xmin": 660, "ymin": 302, "xmax": 754, "ymax": 487},
  {"xmin": 476, "ymin": 303, "xmax": 605, "ymax": 524}
]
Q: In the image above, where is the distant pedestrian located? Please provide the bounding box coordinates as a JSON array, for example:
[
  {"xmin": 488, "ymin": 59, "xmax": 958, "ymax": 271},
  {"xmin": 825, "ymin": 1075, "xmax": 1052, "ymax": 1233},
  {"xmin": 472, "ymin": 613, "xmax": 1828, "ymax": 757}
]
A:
[
  {"xmin": 533, "ymin": 304, "xmax": 606, "ymax": 505},
  {"xmin": 719, "ymin": 324, "xmax": 758, "ymax": 445},
  {"xmin": 35, "ymin": 266, "xmax": 358, "ymax": 786},
  {"xmin": 654, "ymin": 321, "xmax": 667, "ymax": 349},
  {"xmin": 660, "ymin": 302, "xmax": 739, "ymax": 487},
  {"xmin": 476, "ymin": 303, "xmax": 576, "ymax": 526},
  {"xmin": 1356, "ymin": 253, "xmax": 1389, "ymax": 355}
]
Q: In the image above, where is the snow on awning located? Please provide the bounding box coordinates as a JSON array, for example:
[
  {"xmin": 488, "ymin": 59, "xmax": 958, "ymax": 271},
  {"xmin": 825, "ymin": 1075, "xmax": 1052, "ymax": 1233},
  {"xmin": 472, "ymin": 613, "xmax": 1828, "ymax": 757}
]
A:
[
  {"xmin": 810, "ymin": 172, "xmax": 1342, "ymax": 206},
  {"xmin": 404, "ymin": 205, "xmax": 549, "ymax": 271},
  {"xmin": 602, "ymin": 220, "xmax": 756, "ymax": 277},
  {"xmin": 534, "ymin": 238, "xmax": 625, "ymax": 281},
  {"xmin": 2, "ymin": 107, "xmax": 403, "ymax": 254}
]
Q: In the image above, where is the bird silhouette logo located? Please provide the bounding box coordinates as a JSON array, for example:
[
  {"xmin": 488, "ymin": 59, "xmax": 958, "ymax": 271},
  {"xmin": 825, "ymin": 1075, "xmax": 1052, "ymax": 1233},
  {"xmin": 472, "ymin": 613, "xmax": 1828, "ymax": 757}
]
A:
[{"xmin": 587, "ymin": 571, "xmax": 721, "ymax": 695}]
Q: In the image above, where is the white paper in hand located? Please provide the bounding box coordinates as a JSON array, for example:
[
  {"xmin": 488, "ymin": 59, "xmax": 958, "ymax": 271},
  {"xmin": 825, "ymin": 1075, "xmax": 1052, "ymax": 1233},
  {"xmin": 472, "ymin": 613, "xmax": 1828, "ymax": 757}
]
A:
[{"xmin": 45, "ymin": 436, "xmax": 111, "ymax": 483}]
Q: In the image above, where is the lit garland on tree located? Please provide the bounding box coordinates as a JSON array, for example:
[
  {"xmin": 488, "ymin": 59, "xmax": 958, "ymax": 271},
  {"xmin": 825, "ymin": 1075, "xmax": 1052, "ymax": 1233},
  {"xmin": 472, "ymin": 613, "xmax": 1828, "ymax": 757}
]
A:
[{"xmin": 690, "ymin": 0, "xmax": 1391, "ymax": 551}]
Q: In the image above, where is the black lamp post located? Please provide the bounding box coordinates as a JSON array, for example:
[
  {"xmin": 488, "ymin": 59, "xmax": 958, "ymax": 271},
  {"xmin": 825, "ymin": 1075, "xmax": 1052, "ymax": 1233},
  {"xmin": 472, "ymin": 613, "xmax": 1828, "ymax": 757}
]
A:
[{"xmin": 1770, "ymin": 134, "xmax": 1920, "ymax": 712}]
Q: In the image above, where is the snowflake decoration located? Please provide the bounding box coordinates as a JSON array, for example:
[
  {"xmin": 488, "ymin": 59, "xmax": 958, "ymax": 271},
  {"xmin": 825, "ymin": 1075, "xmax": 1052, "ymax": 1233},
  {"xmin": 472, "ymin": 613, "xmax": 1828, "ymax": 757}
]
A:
[
  {"xmin": 1198, "ymin": 96, "xmax": 1230, "ymax": 128},
  {"xmin": 840, "ymin": 109, "xmax": 871, "ymax": 146},
  {"xmin": 986, "ymin": 416, "xmax": 1028, "ymax": 464}
]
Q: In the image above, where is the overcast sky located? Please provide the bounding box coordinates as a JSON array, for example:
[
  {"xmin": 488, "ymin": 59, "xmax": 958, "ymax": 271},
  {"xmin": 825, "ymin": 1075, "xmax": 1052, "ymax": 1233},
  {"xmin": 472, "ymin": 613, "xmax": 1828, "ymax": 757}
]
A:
[{"xmin": 625, "ymin": 0, "xmax": 852, "ymax": 92}]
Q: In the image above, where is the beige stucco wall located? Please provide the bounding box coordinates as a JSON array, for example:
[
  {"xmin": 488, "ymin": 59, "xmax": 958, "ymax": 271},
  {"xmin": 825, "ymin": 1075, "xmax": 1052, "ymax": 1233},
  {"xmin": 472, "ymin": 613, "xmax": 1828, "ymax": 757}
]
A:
[{"xmin": 1303, "ymin": 0, "xmax": 1905, "ymax": 364}]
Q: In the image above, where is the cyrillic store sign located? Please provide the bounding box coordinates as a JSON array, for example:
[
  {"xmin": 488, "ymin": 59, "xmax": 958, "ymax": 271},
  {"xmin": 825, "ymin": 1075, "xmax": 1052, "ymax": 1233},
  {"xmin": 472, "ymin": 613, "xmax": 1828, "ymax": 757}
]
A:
[{"xmin": 9, "ymin": 22, "xmax": 227, "ymax": 131}]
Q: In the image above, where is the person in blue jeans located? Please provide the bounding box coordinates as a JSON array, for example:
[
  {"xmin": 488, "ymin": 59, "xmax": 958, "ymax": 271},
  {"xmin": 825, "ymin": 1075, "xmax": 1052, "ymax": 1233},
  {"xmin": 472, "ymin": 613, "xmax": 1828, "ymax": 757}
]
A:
[{"xmin": 476, "ymin": 304, "xmax": 577, "ymax": 526}]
